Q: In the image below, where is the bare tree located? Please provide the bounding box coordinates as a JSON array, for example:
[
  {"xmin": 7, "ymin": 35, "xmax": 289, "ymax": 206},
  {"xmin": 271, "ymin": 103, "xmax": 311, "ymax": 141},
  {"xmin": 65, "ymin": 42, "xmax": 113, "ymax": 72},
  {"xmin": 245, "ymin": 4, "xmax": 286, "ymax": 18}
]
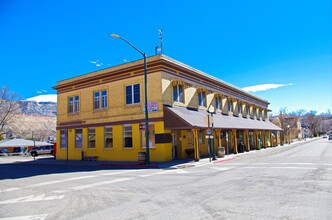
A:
[
  {"xmin": 304, "ymin": 110, "xmax": 321, "ymax": 137},
  {"xmin": 0, "ymin": 87, "xmax": 20, "ymax": 139}
]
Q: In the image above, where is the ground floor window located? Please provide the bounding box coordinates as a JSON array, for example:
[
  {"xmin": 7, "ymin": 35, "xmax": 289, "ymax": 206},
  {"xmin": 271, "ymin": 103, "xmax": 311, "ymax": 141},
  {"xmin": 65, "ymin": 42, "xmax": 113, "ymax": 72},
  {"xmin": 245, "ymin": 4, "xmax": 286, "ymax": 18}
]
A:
[
  {"xmin": 123, "ymin": 125, "xmax": 133, "ymax": 148},
  {"xmin": 60, "ymin": 129, "xmax": 68, "ymax": 148},
  {"xmin": 142, "ymin": 124, "xmax": 155, "ymax": 148},
  {"xmin": 105, "ymin": 126, "xmax": 113, "ymax": 148},
  {"xmin": 75, "ymin": 128, "xmax": 82, "ymax": 148},
  {"xmin": 88, "ymin": 128, "xmax": 96, "ymax": 148}
]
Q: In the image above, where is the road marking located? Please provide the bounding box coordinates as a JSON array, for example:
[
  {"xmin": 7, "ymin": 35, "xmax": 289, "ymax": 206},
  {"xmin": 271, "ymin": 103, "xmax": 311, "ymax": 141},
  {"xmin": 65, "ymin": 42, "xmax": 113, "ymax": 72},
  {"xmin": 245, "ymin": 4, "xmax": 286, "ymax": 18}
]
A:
[
  {"xmin": 139, "ymin": 169, "xmax": 188, "ymax": 177},
  {"xmin": 0, "ymin": 193, "xmax": 64, "ymax": 205},
  {"xmin": 27, "ymin": 175, "xmax": 97, "ymax": 188},
  {"xmin": 0, "ymin": 187, "xmax": 22, "ymax": 193},
  {"xmin": 243, "ymin": 166, "xmax": 318, "ymax": 170},
  {"xmin": 212, "ymin": 167, "xmax": 235, "ymax": 171},
  {"xmin": 71, "ymin": 177, "xmax": 134, "ymax": 190},
  {"xmin": 0, "ymin": 214, "xmax": 48, "ymax": 220},
  {"xmin": 101, "ymin": 169, "xmax": 146, "ymax": 176}
]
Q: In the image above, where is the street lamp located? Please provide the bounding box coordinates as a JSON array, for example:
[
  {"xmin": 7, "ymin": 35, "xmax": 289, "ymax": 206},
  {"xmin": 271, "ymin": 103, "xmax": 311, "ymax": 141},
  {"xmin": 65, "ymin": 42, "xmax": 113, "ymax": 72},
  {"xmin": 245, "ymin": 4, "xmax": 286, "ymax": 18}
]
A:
[
  {"xmin": 110, "ymin": 33, "xmax": 150, "ymax": 164},
  {"xmin": 287, "ymin": 125, "xmax": 290, "ymax": 144}
]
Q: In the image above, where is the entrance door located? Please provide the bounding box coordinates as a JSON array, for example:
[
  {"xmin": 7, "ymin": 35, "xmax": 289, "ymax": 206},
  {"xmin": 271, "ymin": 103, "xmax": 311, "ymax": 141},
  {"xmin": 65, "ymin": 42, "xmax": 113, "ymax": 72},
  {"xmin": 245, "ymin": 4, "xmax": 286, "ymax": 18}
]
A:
[{"xmin": 172, "ymin": 130, "xmax": 179, "ymax": 160}]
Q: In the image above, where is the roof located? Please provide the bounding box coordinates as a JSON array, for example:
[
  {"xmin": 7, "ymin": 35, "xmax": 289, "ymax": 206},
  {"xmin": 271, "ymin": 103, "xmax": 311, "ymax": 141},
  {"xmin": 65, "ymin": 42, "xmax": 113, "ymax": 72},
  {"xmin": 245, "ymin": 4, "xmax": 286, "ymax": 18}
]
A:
[
  {"xmin": 164, "ymin": 106, "xmax": 282, "ymax": 131},
  {"xmin": 0, "ymin": 139, "xmax": 53, "ymax": 147}
]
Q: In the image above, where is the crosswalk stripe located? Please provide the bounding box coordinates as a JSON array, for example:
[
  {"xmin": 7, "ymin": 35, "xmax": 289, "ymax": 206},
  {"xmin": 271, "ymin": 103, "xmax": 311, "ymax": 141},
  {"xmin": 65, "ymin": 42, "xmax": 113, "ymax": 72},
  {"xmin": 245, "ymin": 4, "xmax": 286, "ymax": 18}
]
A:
[
  {"xmin": 0, "ymin": 194, "xmax": 64, "ymax": 205},
  {"xmin": 0, "ymin": 214, "xmax": 48, "ymax": 220},
  {"xmin": 71, "ymin": 177, "xmax": 134, "ymax": 191}
]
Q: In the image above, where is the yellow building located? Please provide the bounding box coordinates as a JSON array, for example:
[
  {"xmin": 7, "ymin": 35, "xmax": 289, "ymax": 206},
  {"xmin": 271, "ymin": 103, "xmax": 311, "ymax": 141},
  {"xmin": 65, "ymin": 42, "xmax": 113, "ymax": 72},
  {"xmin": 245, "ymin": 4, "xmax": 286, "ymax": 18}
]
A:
[{"xmin": 53, "ymin": 55, "xmax": 282, "ymax": 162}]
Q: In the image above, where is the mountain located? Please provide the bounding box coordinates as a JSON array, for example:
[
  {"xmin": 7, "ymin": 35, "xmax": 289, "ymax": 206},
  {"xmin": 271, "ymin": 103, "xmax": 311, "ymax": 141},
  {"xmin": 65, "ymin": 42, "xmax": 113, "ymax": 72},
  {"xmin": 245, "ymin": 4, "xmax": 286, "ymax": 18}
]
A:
[{"xmin": 19, "ymin": 94, "xmax": 57, "ymax": 116}]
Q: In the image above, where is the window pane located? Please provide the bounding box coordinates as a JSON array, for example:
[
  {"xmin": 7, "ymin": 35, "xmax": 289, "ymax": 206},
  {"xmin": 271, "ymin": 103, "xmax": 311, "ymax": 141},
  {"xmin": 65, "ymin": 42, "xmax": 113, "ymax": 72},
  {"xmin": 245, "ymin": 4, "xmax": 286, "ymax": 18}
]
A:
[
  {"xmin": 75, "ymin": 129, "xmax": 82, "ymax": 148},
  {"xmin": 133, "ymin": 84, "xmax": 140, "ymax": 103},
  {"xmin": 105, "ymin": 126, "xmax": 112, "ymax": 148},
  {"xmin": 178, "ymin": 85, "xmax": 183, "ymax": 102},
  {"xmin": 94, "ymin": 92, "xmax": 100, "ymax": 109},
  {"xmin": 68, "ymin": 97, "xmax": 73, "ymax": 113},
  {"xmin": 102, "ymin": 90, "xmax": 107, "ymax": 108},
  {"xmin": 60, "ymin": 129, "xmax": 67, "ymax": 148},
  {"xmin": 173, "ymin": 86, "xmax": 178, "ymax": 102},
  {"xmin": 74, "ymin": 96, "xmax": 80, "ymax": 112},
  {"xmin": 88, "ymin": 128, "xmax": 95, "ymax": 148},
  {"xmin": 126, "ymin": 85, "xmax": 132, "ymax": 104},
  {"xmin": 123, "ymin": 125, "xmax": 133, "ymax": 148}
]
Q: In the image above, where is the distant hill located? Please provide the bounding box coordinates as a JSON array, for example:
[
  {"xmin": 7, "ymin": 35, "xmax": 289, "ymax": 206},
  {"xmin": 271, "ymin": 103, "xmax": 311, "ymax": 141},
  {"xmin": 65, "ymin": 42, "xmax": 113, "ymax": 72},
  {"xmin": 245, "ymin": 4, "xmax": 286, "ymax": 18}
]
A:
[
  {"xmin": 19, "ymin": 94, "xmax": 57, "ymax": 116},
  {"xmin": 2, "ymin": 94, "xmax": 57, "ymax": 140}
]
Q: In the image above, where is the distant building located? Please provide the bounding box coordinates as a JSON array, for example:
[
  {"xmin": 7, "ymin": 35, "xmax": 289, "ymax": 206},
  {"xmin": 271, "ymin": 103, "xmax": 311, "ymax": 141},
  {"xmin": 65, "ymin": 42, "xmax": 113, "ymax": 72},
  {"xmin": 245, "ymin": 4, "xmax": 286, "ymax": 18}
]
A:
[{"xmin": 53, "ymin": 55, "xmax": 282, "ymax": 162}]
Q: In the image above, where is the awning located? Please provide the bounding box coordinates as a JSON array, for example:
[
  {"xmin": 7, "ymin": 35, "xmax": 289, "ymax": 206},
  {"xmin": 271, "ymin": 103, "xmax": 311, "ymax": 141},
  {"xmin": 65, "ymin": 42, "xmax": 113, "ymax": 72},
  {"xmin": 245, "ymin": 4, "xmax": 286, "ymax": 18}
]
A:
[
  {"xmin": 164, "ymin": 106, "xmax": 282, "ymax": 131},
  {"xmin": 0, "ymin": 139, "xmax": 53, "ymax": 147}
]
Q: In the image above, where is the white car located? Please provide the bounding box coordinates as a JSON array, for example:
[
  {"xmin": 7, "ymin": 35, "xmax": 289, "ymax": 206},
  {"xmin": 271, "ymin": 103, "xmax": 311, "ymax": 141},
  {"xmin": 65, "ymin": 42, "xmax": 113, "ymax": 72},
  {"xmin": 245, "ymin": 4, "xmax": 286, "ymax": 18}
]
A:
[{"xmin": 30, "ymin": 146, "xmax": 54, "ymax": 157}]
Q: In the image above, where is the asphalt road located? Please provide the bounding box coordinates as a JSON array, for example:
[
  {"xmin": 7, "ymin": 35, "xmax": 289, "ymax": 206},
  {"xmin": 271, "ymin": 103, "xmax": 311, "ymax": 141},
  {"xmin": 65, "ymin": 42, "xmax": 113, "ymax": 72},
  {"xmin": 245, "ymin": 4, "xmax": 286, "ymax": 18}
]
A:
[{"xmin": 0, "ymin": 138, "xmax": 331, "ymax": 220}]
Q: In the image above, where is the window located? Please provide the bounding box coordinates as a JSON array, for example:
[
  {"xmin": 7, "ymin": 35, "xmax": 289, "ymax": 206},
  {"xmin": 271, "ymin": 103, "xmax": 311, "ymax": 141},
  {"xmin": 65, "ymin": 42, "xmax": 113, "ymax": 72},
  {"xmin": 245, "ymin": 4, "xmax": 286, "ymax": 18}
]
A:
[
  {"xmin": 105, "ymin": 126, "xmax": 113, "ymax": 148},
  {"xmin": 238, "ymin": 104, "xmax": 242, "ymax": 114},
  {"xmin": 126, "ymin": 84, "xmax": 140, "ymax": 105},
  {"xmin": 142, "ymin": 124, "xmax": 155, "ymax": 148},
  {"xmin": 246, "ymin": 106, "xmax": 250, "ymax": 116},
  {"xmin": 123, "ymin": 125, "xmax": 133, "ymax": 148},
  {"xmin": 60, "ymin": 129, "xmax": 68, "ymax": 148},
  {"xmin": 228, "ymin": 100, "xmax": 233, "ymax": 112},
  {"xmin": 198, "ymin": 92, "xmax": 206, "ymax": 107},
  {"xmin": 173, "ymin": 84, "xmax": 184, "ymax": 103},
  {"xmin": 198, "ymin": 130, "xmax": 205, "ymax": 144},
  {"xmin": 75, "ymin": 129, "xmax": 82, "ymax": 148},
  {"xmin": 94, "ymin": 90, "xmax": 108, "ymax": 110},
  {"xmin": 215, "ymin": 97, "xmax": 221, "ymax": 110},
  {"xmin": 68, "ymin": 95, "xmax": 80, "ymax": 113},
  {"xmin": 88, "ymin": 128, "xmax": 95, "ymax": 148}
]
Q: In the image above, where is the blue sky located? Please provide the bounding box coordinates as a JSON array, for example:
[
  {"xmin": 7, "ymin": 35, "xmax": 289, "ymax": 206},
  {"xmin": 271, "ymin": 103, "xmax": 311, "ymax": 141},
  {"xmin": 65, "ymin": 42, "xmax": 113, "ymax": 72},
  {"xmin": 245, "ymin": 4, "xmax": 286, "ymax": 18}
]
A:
[{"xmin": 1, "ymin": 0, "xmax": 331, "ymax": 115}]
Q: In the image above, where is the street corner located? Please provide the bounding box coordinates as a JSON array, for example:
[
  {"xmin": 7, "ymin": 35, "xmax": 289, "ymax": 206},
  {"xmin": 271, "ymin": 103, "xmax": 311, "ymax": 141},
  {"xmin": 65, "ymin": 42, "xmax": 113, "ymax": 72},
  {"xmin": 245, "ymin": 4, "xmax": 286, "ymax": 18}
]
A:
[{"xmin": 212, "ymin": 156, "xmax": 237, "ymax": 164}]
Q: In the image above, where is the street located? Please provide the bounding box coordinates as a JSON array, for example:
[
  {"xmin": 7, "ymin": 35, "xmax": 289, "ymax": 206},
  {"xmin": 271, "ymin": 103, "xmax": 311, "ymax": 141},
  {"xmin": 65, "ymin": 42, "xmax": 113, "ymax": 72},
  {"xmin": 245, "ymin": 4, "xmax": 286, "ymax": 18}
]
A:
[{"xmin": 0, "ymin": 138, "xmax": 331, "ymax": 220}]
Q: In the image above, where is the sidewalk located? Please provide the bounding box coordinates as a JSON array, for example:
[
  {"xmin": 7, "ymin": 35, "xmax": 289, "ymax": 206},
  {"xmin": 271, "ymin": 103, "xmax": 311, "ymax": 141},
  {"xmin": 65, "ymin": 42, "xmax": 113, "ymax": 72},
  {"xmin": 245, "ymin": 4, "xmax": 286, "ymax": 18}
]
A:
[
  {"xmin": 9, "ymin": 154, "xmax": 237, "ymax": 169},
  {"xmin": 5, "ymin": 137, "xmax": 318, "ymax": 169}
]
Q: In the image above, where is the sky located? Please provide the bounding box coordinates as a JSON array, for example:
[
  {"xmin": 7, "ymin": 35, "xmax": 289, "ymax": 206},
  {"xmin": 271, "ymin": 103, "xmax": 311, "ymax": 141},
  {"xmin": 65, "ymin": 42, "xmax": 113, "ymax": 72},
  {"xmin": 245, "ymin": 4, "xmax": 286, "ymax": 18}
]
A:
[{"xmin": 0, "ymin": 0, "xmax": 331, "ymax": 115}]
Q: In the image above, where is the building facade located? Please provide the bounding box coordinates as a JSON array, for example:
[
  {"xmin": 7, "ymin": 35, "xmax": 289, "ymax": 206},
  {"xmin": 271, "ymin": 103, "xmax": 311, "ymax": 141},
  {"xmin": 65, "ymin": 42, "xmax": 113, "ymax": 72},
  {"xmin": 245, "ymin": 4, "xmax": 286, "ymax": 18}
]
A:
[{"xmin": 54, "ymin": 55, "xmax": 282, "ymax": 162}]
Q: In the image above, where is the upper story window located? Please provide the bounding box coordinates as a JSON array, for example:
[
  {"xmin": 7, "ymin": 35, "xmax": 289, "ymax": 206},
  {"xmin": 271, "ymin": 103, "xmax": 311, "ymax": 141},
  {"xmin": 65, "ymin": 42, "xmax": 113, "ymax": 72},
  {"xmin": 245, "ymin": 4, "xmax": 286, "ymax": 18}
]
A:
[
  {"xmin": 238, "ymin": 104, "xmax": 242, "ymax": 114},
  {"xmin": 126, "ymin": 84, "xmax": 140, "ymax": 105},
  {"xmin": 246, "ymin": 106, "xmax": 250, "ymax": 117},
  {"xmin": 173, "ymin": 84, "xmax": 184, "ymax": 103},
  {"xmin": 215, "ymin": 96, "xmax": 221, "ymax": 110},
  {"xmin": 228, "ymin": 100, "xmax": 233, "ymax": 112},
  {"xmin": 253, "ymin": 108, "xmax": 257, "ymax": 118},
  {"xmin": 198, "ymin": 91, "xmax": 206, "ymax": 107},
  {"xmin": 68, "ymin": 95, "xmax": 80, "ymax": 113},
  {"xmin": 94, "ymin": 90, "xmax": 107, "ymax": 110}
]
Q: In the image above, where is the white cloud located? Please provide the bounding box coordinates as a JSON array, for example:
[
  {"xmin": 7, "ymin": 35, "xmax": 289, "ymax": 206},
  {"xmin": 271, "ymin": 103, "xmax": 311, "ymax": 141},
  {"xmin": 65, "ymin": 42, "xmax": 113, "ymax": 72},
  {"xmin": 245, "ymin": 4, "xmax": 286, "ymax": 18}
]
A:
[
  {"xmin": 242, "ymin": 83, "xmax": 293, "ymax": 92},
  {"xmin": 36, "ymin": 89, "xmax": 48, "ymax": 94},
  {"xmin": 90, "ymin": 60, "xmax": 103, "ymax": 67}
]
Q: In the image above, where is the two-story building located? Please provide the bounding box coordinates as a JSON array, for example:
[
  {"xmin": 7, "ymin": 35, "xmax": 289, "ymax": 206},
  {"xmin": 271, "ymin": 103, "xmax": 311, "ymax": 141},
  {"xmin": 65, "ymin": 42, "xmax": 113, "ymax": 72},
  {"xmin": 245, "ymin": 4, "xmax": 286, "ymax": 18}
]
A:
[{"xmin": 53, "ymin": 55, "xmax": 282, "ymax": 162}]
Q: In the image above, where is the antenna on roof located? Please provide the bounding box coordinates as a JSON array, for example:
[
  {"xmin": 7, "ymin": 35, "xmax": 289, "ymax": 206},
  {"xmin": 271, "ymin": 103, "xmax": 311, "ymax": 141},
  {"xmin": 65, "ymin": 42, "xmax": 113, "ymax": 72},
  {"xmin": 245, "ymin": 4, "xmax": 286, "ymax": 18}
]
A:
[{"xmin": 155, "ymin": 29, "xmax": 163, "ymax": 55}]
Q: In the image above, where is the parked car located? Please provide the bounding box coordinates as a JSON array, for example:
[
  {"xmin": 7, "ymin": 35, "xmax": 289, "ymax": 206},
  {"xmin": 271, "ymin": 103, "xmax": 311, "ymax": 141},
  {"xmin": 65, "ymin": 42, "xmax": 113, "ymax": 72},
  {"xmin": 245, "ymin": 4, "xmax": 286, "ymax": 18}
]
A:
[
  {"xmin": 0, "ymin": 148, "xmax": 9, "ymax": 156},
  {"xmin": 30, "ymin": 145, "xmax": 54, "ymax": 157},
  {"xmin": 328, "ymin": 134, "xmax": 332, "ymax": 140},
  {"xmin": 12, "ymin": 147, "xmax": 27, "ymax": 155},
  {"xmin": 322, "ymin": 134, "xmax": 327, "ymax": 138}
]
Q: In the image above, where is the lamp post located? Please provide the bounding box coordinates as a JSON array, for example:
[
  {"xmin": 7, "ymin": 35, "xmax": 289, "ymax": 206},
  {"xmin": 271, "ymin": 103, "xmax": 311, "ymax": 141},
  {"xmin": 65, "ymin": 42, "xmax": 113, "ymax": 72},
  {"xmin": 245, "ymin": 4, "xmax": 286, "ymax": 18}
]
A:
[
  {"xmin": 287, "ymin": 125, "xmax": 290, "ymax": 144},
  {"xmin": 110, "ymin": 33, "xmax": 150, "ymax": 164}
]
